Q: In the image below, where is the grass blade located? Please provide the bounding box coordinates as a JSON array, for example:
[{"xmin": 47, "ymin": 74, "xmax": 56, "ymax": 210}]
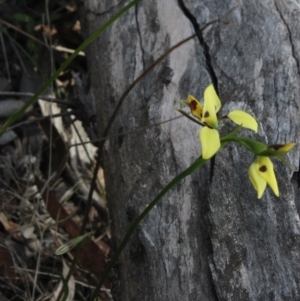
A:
[{"xmin": 0, "ymin": 0, "xmax": 142, "ymax": 136}]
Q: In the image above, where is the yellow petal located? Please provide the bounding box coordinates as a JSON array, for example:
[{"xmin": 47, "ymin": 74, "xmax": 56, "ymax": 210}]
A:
[
  {"xmin": 280, "ymin": 142, "xmax": 296, "ymax": 152},
  {"xmin": 255, "ymin": 156, "xmax": 279, "ymax": 197},
  {"xmin": 202, "ymin": 84, "xmax": 220, "ymax": 129},
  {"xmin": 227, "ymin": 110, "xmax": 258, "ymax": 133},
  {"xmin": 248, "ymin": 161, "xmax": 267, "ymax": 199},
  {"xmin": 204, "ymin": 84, "xmax": 221, "ymax": 112},
  {"xmin": 200, "ymin": 127, "xmax": 220, "ymax": 159},
  {"xmin": 267, "ymin": 142, "xmax": 296, "ymax": 154},
  {"xmin": 187, "ymin": 95, "xmax": 203, "ymax": 119}
]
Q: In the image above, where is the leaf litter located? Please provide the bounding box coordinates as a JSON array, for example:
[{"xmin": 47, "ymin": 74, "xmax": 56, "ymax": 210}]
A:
[{"xmin": 0, "ymin": 1, "xmax": 110, "ymax": 300}]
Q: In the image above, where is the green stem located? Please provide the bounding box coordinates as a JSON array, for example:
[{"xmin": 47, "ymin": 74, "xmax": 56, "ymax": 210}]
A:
[
  {"xmin": 89, "ymin": 155, "xmax": 208, "ymax": 300},
  {"xmin": 221, "ymin": 136, "xmax": 266, "ymax": 154},
  {"xmin": 89, "ymin": 127, "xmax": 239, "ymax": 299}
]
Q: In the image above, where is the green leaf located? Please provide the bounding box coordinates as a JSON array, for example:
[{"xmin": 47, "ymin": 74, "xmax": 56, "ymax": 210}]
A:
[{"xmin": 55, "ymin": 231, "xmax": 95, "ymax": 255}]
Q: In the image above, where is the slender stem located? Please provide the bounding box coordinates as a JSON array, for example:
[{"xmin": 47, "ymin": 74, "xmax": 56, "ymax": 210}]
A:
[
  {"xmin": 221, "ymin": 136, "xmax": 266, "ymax": 154},
  {"xmin": 52, "ymin": 1, "xmax": 143, "ymax": 301},
  {"xmin": 89, "ymin": 156, "xmax": 208, "ymax": 300}
]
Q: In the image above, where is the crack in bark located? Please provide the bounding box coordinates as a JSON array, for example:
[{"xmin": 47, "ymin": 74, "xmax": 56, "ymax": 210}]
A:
[
  {"xmin": 177, "ymin": 0, "xmax": 218, "ymax": 183},
  {"xmin": 209, "ymin": 156, "xmax": 215, "ymax": 183},
  {"xmin": 274, "ymin": 0, "xmax": 300, "ymax": 75},
  {"xmin": 135, "ymin": 4, "xmax": 146, "ymax": 71},
  {"xmin": 177, "ymin": 3, "xmax": 220, "ymax": 299},
  {"xmin": 273, "ymin": 0, "xmax": 300, "ymax": 184},
  {"xmin": 177, "ymin": 0, "xmax": 219, "ymax": 95},
  {"xmin": 134, "ymin": 3, "xmax": 147, "ymax": 105}
]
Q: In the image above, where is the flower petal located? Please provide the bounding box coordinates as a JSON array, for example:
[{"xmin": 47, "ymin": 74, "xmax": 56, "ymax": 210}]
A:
[
  {"xmin": 200, "ymin": 127, "xmax": 220, "ymax": 159},
  {"xmin": 227, "ymin": 110, "xmax": 258, "ymax": 133},
  {"xmin": 258, "ymin": 142, "xmax": 296, "ymax": 157},
  {"xmin": 255, "ymin": 156, "xmax": 279, "ymax": 197},
  {"xmin": 204, "ymin": 84, "xmax": 221, "ymax": 112},
  {"xmin": 202, "ymin": 84, "xmax": 220, "ymax": 129},
  {"xmin": 267, "ymin": 142, "xmax": 296, "ymax": 154},
  {"xmin": 248, "ymin": 161, "xmax": 267, "ymax": 199},
  {"xmin": 187, "ymin": 94, "xmax": 203, "ymax": 119}
]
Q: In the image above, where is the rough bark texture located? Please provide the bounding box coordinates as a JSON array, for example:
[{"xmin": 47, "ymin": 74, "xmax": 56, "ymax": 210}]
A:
[{"xmin": 80, "ymin": 0, "xmax": 300, "ymax": 300}]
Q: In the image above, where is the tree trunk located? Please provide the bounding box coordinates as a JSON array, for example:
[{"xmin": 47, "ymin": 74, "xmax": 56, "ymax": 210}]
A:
[{"xmin": 80, "ymin": 0, "xmax": 300, "ymax": 300}]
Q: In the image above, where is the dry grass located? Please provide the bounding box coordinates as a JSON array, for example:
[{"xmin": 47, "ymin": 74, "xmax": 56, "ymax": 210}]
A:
[{"xmin": 0, "ymin": 1, "xmax": 111, "ymax": 300}]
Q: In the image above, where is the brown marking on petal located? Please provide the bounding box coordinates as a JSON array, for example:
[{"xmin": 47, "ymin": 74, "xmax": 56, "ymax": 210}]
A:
[
  {"xmin": 190, "ymin": 100, "xmax": 197, "ymax": 111},
  {"xmin": 259, "ymin": 165, "xmax": 267, "ymax": 172},
  {"xmin": 204, "ymin": 111, "xmax": 209, "ymax": 118}
]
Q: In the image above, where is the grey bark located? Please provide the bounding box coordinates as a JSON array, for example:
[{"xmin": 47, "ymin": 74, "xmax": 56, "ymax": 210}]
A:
[{"xmin": 80, "ymin": 0, "xmax": 300, "ymax": 300}]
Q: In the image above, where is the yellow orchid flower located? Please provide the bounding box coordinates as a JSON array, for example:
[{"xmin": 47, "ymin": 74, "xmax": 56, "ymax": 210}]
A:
[
  {"xmin": 181, "ymin": 86, "xmax": 295, "ymax": 199},
  {"xmin": 248, "ymin": 156, "xmax": 279, "ymax": 199},
  {"xmin": 184, "ymin": 84, "xmax": 258, "ymax": 159}
]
